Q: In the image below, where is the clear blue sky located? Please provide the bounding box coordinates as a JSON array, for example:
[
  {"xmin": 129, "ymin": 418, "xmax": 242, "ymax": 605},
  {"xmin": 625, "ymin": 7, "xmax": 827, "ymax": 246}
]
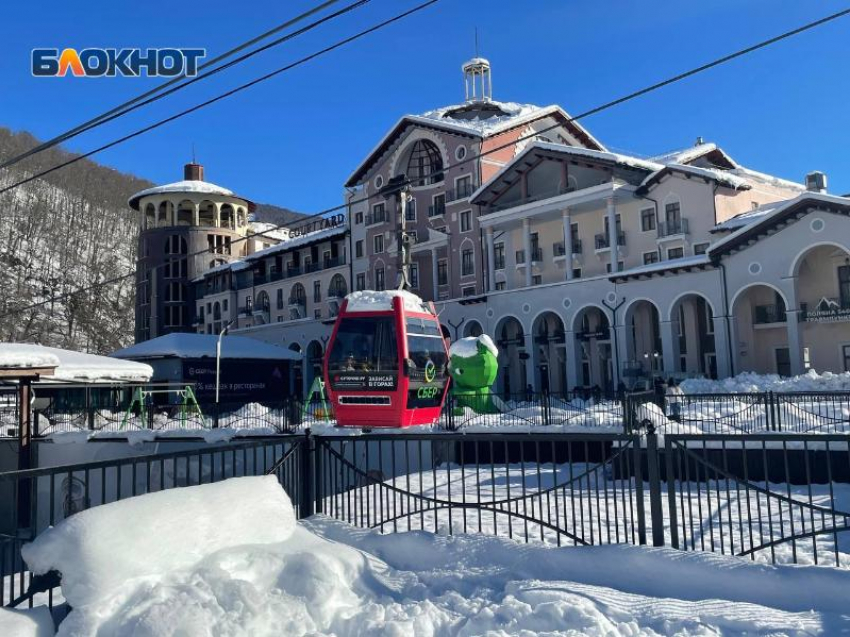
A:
[{"xmin": 2, "ymin": 0, "xmax": 849, "ymax": 212}]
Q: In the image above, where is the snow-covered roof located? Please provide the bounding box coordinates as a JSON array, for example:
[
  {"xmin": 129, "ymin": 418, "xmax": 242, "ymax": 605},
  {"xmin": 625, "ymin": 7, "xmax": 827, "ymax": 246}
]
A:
[
  {"xmin": 0, "ymin": 343, "xmax": 153, "ymax": 383},
  {"xmin": 249, "ymin": 222, "xmax": 291, "ymax": 242},
  {"xmin": 345, "ymin": 290, "xmax": 433, "ymax": 314},
  {"xmin": 708, "ymin": 192, "xmax": 850, "ymax": 257},
  {"xmin": 650, "ymin": 142, "xmax": 738, "ymax": 168},
  {"xmin": 128, "ymin": 180, "xmax": 255, "ymax": 211},
  {"xmin": 637, "ymin": 163, "xmax": 751, "ymax": 193},
  {"xmin": 198, "ymin": 222, "xmax": 348, "ymax": 280},
  {"xmin": 713, "ymin": 201, "xmax": 787, "ymax": 232},
  {"xmin": 111, "ymin": 333, "xmax": 302, "ymax": 361},
  {"xmin": 609, "ymin": 255, "xmax": 712, "ymax": 280},
  {"xmin": 344, "ymin": 102, "xmax": 606, "ymax": 187}
]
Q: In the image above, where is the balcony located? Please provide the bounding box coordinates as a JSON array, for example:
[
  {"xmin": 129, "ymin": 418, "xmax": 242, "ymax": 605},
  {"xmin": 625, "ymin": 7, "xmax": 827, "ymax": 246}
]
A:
[
  {"xmin": 594, "ymin": 232, "xmax": 626, "ymax": 251},
  {"xmin": 515, "ymin": 248, "xmax": 543, "ymax": 265},
  {"xmin": 753, "ymin": 304, "xmax": 787, "ymax": 325},
  {"xmin": 490, "ymin": 185, "xmax": 575, "ymax": 214},
  {"xmin": 323, "ymin": 256, "xmax": 345, "ymax": 269},
  {"xmin": 428, "ymin": 202, "xmax": 446, "ymax": 217},
  {"xmin": 553, "ymin": 240, "xmax": 582, "ymax": 257},
  {"xmin": 365, "ymin": 211, "xmax": 388, "ymax": 226},
  {"xmin": 286, "ymin": 265, "xmax": 303, "ymax": 278},
  {"xmin": 239, "ymin": 306, "xmax": 252, "ymax": 316},
  {"xmin": 446, "ymin": 181, "xmax": 478, "ymax": 203},
  {"xmin": 252, "ymin": 303, "xmax": 270, "ymax": 316},
  {"xmin": 658, "ymin": 218, "xmax": 690, "ymax": 239}
]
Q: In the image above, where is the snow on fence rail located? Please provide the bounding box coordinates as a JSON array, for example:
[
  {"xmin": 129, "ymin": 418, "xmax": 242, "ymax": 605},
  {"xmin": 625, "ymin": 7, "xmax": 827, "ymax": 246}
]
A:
[{"xmin": 2, "ymin": 430, "xmax": 850, "ymax": 612}]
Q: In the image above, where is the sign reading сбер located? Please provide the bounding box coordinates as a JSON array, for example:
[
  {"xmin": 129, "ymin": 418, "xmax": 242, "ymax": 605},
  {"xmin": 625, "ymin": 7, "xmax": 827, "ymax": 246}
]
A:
[{"xmin": 32, "ymin": 48, "xmax": 206, "ymax": 77}]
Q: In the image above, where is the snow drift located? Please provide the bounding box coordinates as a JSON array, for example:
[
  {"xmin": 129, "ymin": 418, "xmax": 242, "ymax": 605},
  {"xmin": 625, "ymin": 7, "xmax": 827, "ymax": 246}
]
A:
[
  {"xmin": 22, "ymin": 476, "xmax": 294, "ymax": 608},
  {"xmin": 681, "ymin": 369, "xmax": 850, "ymax": 394}
]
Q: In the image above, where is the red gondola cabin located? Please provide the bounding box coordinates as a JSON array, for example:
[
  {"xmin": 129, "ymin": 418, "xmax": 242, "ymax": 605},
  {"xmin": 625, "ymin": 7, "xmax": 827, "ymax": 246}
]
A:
[{"xmin": 324, "ymin": 291, "xmax": 450, "ymax": 428}]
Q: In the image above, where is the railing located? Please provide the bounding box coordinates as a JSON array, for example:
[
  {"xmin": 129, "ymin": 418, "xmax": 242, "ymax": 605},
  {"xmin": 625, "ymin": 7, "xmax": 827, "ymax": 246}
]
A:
[
  {"xmin": 239, "ymin": 305, "xmax": 252, "ymax": 316},
  {"xmin": 445, "ymin": 181, "xmax": 478, "ymax": 203},
  {"xmin": 515, "ymin": 248, "xmax": 543, "ymax": 264},
  {"xmin": 488, "ymin": 185, "xmax": 575, "ymax": 214},
  {"xmin": 594, "ymin": 232, "xmax": 626, "ymax": 250},
  {"xmin": 4, "ymin": 406, "xmax": 850, "ymax": 610},
  {"xmin": 0, "ymin": 437, "xmax": 304, "ymax": 609},
  {"xmin": 657, "ymin": 218, "xmax": 689, "ymax": 238},
  {"xmin": 365, "ymin": 211, "xmax": 388, "ymax": 225},
  {"xmin": 428, "ymin": 202, "xmax": 445, "ymax": 217},
  {"xmin": 553, "ymin": 240, "xmax": 582, "ymax": 256},
  {"xmin": 753, "ymin": 304, "xmax": 786, "ymax": 324},
  {"xmin": 635, "ymin": 390, "xmax": 850, "ymax": 435}
]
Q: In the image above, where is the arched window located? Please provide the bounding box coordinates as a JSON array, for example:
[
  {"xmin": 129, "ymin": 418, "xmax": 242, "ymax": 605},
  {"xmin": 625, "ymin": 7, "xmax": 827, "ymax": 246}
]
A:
[
  {"xmin": 406, "ymin": 140, "xmax": 444, "ymax": 186},
  {"xmin": 328, "ymin": 274, "xmax": 348, "ymax": 299},
  {"xmin": 256, "ymin": 291, "xmax": 270, "ymax": 312},
  {"xmin": 289, "ymin": 283, "xmax": 306, "ymax": 305}
]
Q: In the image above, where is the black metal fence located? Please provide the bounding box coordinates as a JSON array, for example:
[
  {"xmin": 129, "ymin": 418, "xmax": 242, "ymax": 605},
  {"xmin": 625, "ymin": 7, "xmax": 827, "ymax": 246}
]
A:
[
  {"xmin": 6, "ymin": 384, "xmax": 850, "ymax": 438},
  {"xmin": 652, "ymin": 391, "xmax": 850, "ymax": 435},
  {"xmin": 2, "ymin": 429, "xmax": 850, "ymax": 612},
  {"xmin": 0, "ymin": 436, "xmax": 303, "ymax": 609}
]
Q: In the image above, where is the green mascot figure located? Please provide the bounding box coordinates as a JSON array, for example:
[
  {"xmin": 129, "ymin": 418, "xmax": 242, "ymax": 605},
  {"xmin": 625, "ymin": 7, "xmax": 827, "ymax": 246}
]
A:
[{"xmin": 448, "ymin": 334, "xmax": 500, "ymax": 414}]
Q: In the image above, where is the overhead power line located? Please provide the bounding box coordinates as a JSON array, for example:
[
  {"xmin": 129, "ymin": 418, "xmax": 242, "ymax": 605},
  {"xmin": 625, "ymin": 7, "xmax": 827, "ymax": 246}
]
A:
[
  {"xmin": 0, "ymin": 0, "xmax": 351, "ymax": 172},
  {"xmin": 0, "ymin": 4, "xmax": 846, "ymax": 322},
  {"xmin": 0, "ymin": 0, "xmax": 439, "ymax": 197}
]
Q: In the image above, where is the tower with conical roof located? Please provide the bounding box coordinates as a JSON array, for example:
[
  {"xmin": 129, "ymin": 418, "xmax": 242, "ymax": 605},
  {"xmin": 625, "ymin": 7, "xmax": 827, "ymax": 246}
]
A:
[{"xmin": 129, "ymin": 163, "xmax": 255, "ymax": 342}]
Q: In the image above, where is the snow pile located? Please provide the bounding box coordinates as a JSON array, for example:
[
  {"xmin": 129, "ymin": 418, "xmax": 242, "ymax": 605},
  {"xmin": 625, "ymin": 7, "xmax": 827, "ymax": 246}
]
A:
[
  {"xmin": 681, "ymin": 369, "xmax": 850, "ymax": 394},
  {"xmin": 22, "ymin": 476, "xmax": 294, "ymax": 609},
  {"xmin": 28, "ymin": 502, "xmax": 850, "ymax": 635},
  {"xmin": 417, "ymin": 100, "xmax": 550, "ymax": 136},
  {"xmin": 0, "ymin": 606, "xmax": 53, "ymax": 637},
  {"xmin": 449, "ymin": 334, "xmax": 498, "ymax": 359},
  {"xmin": 0, "ymin": 346, "xmax": 60, "ymax": 369},
  {"xmin": 0, "ymin": 343, "xmax": 152, "ymax": 382},
  {"xmin": 345, "ymin": 289, "xmax": 431, "ymax": 314}
]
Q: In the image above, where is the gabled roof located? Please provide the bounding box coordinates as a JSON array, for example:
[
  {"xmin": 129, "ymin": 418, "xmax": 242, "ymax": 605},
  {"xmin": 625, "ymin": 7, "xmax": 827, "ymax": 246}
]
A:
[
  {"xmin": 636, "ymin": 163, "xmax": 752, "ymax": 194},
  {"xmin": 344, "ymin": 101, "xmax": 606, "ymax": 187},
  {"xmin": 470, "ymin": 141, "xmax": 660, "ymax": 207},
  {"xmin": 651, "ymin": 142, "xmax": 738, "ymax": 169},
  {"xmin": 708, "ymin": 192, "xmax": 850, "ymax": 258}
]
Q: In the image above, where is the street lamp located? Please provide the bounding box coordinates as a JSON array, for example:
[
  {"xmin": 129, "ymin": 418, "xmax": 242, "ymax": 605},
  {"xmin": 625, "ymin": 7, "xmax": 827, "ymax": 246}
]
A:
[{"xmin": 215, "ymin": 320, "xmax": 234, "ymax": 406}]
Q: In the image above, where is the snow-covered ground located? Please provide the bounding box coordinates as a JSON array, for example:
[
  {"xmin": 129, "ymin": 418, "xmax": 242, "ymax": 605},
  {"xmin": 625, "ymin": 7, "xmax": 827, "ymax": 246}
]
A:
[
  {"xmin": 681, "ymin": 369, "xmax": 850, "ymax": 394},
  {"xmin": 12, "ymin": 477, "xmax": 850, "ymax": 636}
]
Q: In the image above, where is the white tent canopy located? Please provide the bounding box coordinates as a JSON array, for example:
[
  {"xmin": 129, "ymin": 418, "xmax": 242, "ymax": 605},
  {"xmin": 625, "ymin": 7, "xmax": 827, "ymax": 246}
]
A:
[{"xmin": 0, "ymin": 344, "xmax": 153, "ymax": 383}]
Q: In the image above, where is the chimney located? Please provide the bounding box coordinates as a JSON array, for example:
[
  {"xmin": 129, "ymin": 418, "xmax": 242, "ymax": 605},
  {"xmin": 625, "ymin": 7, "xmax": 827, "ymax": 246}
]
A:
[
  {"xmin": 805, "ymin": 171, "xmax": 827, "ymax": 194},
  {"xmin": 695, "ymin": 136, "xmax": 704, "ymax": 146},
  {"xmin": 184, "ymin": 162, "xmax": 204, "ymax": 181}
]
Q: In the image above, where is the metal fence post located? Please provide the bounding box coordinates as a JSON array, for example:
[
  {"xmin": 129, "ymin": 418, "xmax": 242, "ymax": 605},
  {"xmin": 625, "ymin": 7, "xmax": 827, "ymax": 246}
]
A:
[
  {"xmin": 632, "ymin": 433, "xmax": 647, "ymax": 546},
  {"xmin": 645, "ymin": 425, "xmax": 665, "ymax": 547},
  {"xmin": 299, "ymin": 428, "xmax": 315, "ymax": 518},
  {"xmin": 542, "ymin": 390, "xmax": 551, "ymax": 427},
  {"xmin": 664, "ymin": 435, "xmax": 679, "ymax": 549}
]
